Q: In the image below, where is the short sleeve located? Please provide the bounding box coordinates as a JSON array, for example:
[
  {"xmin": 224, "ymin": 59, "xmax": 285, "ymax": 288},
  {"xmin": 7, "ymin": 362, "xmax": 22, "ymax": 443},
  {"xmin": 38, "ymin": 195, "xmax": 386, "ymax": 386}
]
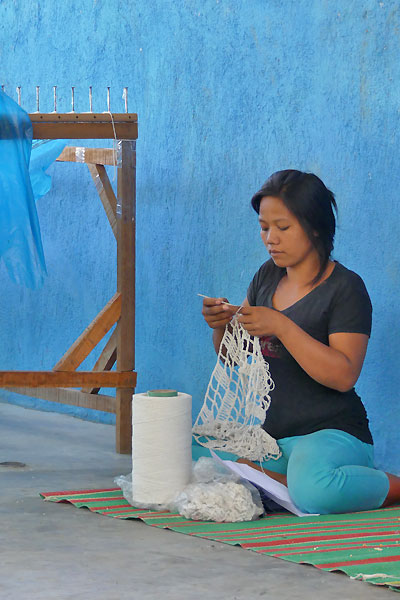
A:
[{"xmin": 328, "ymin": 272, "xmax": 372, "ymax": 337}]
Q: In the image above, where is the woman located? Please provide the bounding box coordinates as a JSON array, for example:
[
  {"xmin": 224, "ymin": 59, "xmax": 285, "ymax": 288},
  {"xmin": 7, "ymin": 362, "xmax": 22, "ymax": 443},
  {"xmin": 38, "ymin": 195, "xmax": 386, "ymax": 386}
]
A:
[{"xmin": 202, "ymin": 169, "xmax": 400, "ymax": 515}]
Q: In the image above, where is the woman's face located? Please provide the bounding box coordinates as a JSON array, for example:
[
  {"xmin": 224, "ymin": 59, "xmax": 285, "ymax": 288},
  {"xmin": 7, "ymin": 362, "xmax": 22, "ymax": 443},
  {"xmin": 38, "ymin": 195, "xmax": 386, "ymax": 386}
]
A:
[{"xmin": 259, "ymin": 195, "xmax": 317, "ymax": 268}]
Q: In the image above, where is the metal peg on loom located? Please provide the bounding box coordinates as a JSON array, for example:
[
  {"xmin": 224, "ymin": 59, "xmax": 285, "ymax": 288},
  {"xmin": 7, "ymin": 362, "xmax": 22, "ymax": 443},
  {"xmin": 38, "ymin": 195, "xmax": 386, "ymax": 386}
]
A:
[
  {"xmin": 71, "ymin": 86, "xmax": 75, "ymax": 112},
  {"xmin": 53, "ymin": 85, "xmax": 57, "ymax": 112},
  {"xmin": 107, "ymin": 87, "xmax": 129, "ymax": 113},
  {"xmin": 123, "ymin": 87, "xmax": 128, "ymax": 113},
  {"xmin": 107, "ymin": 86, "xmax": 111, "ymax": 112}
]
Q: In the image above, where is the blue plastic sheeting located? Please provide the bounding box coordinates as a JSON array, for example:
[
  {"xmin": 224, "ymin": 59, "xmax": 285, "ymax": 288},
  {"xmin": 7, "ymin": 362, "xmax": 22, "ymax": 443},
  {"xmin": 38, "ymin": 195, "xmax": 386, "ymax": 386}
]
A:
[
  {"xmin": 30, "ymin": 139, "xmax": 66, "ymax": 203},
  {"xmin": 0, "ymin": 91, "xmax": 59, "ymax": 289}
]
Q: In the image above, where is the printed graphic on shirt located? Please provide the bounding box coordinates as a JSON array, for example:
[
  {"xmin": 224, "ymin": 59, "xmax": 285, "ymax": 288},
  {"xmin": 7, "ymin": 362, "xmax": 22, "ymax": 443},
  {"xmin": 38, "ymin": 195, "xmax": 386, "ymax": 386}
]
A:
[{"xmin": 260, "ymin": 335, "xmax": 282, "ymax": 358}]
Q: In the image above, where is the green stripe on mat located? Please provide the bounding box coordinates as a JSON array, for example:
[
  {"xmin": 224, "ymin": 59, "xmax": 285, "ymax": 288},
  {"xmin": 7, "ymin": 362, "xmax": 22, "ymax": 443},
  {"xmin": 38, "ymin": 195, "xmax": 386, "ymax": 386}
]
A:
[{"xmin": 40, "ymin": 488, "xmax": 400, "ymax": 591}]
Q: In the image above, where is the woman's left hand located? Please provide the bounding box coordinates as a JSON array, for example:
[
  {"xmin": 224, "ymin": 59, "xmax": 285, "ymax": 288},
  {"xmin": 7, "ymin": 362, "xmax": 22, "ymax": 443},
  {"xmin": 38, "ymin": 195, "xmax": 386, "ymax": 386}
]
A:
[{"xmin": 237, "ymin": 306, "xmax": 283, "ymax": 337}]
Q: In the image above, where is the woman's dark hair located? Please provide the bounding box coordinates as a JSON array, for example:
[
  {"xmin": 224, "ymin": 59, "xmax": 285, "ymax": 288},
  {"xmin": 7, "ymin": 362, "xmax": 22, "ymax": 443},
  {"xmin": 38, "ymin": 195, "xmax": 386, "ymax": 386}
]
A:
[{"xmin": 251, "ymin": 170, "xmax": 337, "ymax": 284}]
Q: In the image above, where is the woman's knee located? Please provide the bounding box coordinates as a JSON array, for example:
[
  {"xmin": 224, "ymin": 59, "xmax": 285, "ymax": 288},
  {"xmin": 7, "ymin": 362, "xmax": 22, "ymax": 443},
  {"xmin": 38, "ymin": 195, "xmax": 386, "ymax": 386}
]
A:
[
  {"xmin": 286, "ymin": 436, "xmax": 350, "ymax": 513},
  {"xmin": 288, "ymin": 466, "xmax": 341, "ymax": 514}
]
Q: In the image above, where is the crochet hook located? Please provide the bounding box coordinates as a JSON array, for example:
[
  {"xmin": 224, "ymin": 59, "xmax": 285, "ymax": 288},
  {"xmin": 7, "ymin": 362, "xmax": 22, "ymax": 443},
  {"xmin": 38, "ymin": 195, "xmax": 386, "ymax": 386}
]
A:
[{"xmin": 197, "ymin": 294, "xmax": 243, "ymax": 312}]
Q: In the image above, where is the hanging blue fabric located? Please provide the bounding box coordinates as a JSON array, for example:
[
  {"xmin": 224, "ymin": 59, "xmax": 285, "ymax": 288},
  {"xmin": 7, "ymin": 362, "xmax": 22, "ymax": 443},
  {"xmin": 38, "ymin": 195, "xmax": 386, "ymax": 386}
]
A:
[
  {"xmin": 0, "ymin": 91, "xmax": 47, "ymax": 288},
  {"xmin": 30, "ymin": 139, "xmax": 66, "ymax": 202}
]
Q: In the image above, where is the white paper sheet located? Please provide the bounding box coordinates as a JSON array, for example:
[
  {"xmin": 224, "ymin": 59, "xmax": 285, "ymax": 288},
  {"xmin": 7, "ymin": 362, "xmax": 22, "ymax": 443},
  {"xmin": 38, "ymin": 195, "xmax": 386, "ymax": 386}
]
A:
[{"xmin": 210, "ymin": 450, "xmax": 318, "ymax": 517}]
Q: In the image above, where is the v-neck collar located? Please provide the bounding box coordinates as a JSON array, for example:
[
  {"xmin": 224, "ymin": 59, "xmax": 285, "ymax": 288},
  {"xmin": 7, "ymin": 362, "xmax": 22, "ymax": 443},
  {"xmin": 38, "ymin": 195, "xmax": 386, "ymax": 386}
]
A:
[{"xmin": 269, "ymin": 262, "xmax": 339, "ymax": 313}]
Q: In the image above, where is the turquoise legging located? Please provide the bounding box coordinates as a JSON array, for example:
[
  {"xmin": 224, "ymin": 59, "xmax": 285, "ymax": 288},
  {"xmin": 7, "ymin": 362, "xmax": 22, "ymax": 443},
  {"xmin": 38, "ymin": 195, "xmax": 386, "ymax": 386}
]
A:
[{"xmin": 192, "ymin": 429, "xmax": 390, "ymax": 514}]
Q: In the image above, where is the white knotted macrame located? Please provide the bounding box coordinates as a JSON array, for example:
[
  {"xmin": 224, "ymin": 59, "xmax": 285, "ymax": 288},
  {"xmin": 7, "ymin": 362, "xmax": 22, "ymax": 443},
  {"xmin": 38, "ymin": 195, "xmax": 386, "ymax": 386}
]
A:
[{"xmin": 193, "ymin": 316, "xmax": 281, "ymax": 462}]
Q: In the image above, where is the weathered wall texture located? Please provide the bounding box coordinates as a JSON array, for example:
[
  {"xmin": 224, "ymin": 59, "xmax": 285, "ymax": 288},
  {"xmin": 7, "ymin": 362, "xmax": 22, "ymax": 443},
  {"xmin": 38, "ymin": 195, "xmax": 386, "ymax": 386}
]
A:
[{"xmin": 0, "ymin": 1, "xmax": 399, "ymax": 471}]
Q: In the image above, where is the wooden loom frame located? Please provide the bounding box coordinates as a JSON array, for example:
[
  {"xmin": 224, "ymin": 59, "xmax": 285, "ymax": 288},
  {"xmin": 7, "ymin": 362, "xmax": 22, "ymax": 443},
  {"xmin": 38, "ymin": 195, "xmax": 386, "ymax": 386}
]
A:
[{"xmin": 0, "ymin": 113, "xmax": 138, "ymax": 453}]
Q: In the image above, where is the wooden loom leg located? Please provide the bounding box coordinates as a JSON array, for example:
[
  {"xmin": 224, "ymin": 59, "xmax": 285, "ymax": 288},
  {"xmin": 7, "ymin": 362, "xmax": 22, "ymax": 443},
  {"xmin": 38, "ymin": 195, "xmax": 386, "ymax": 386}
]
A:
[{"xmin": 116, "ymin": 141, "xmax": 136, "ymax": 454}]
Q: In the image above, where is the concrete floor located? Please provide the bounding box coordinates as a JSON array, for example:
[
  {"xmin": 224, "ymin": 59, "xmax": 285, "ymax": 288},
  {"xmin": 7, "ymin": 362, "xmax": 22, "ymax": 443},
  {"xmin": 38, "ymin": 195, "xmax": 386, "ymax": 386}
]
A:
[{"xmin": 1, "ymin": 402, "xmax": 392, "ymax": 600}]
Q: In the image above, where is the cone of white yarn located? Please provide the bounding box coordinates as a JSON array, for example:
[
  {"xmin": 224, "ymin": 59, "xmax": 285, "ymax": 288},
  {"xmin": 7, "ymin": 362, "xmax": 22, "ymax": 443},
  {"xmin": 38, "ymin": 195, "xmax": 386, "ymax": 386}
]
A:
[{"xmin": 131, "ymin": 389, "xmax": 192, "ymax": 506}]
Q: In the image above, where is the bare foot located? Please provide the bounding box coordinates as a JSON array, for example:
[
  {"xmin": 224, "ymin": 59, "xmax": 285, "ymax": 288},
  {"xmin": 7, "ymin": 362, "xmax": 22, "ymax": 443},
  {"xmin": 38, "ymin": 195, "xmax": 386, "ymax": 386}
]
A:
[{"xmin": 382, "ymin": 473, "xmax": 400, "ymax": 507}]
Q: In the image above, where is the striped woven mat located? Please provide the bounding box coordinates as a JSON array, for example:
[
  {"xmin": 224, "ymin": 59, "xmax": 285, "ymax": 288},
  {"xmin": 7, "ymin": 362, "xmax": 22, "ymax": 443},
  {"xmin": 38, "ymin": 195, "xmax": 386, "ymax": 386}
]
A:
[{"xmin": 40, "ymin": 488, "xmax": 400, "ymax": 591}]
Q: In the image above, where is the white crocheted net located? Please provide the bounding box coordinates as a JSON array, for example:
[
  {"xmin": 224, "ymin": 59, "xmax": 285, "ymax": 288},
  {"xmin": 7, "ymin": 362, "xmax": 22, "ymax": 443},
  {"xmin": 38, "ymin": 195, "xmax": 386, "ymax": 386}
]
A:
[{"xmin": 193, "ymin": 316, "xmax": 281, "ymax": 462}]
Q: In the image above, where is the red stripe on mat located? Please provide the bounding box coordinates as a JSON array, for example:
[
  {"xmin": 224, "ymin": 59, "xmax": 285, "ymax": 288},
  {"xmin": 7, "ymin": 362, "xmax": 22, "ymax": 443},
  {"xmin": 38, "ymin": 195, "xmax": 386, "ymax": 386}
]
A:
[
  {"xmin": 67, "ymin": 496, "xmax": 125, "ymax": 503},
  {"xmin": 99, "ymin": 509, "xmax": 149, "ymax": 515},
  {"xmin": 90, "ymin": 504, "xmax": 140, "ymax": 509},
  {"xmin": 258, "ymin": 538, "xmax": 400, "ymax": 553},
  {"xmin": 41, "ymin": 488, "xmax": 120, "ymax": 497},
  {"xmin": 242, "ymin": 530, "xmax": 400, "ymax": 548},
  {"xmin": 273, "ymin": 541, "xmax": 400, "ymax": 556},
  {"xmin": 319, "ymin": 555, "xmax": 400, "ymax": 568},
  {"xmin": 100, "ymin": 509, "xmax": 177, "ymax": 517}
]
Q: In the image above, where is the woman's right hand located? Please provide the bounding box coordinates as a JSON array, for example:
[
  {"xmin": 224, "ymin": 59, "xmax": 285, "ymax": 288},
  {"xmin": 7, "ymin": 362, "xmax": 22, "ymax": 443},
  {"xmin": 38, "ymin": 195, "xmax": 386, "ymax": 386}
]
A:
[{"xmin": 202, "ymin": 297, "xmax": 238, "ymax": 329}]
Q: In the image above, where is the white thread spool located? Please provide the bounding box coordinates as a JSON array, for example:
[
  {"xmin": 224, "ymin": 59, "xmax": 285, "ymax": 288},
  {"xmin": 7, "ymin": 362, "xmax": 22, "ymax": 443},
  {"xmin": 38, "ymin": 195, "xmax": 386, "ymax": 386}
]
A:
[{"xmin": 131, "ymin": 389, "xmax": 192, "ymax": 506}]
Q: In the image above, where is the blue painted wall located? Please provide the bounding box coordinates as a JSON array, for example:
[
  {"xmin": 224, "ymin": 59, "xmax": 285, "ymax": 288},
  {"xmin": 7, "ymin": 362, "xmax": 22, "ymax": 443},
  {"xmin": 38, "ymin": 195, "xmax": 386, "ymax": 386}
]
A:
[{"xmin": 1, "ymin": 1, "xmax": 399, "ymax": 471}]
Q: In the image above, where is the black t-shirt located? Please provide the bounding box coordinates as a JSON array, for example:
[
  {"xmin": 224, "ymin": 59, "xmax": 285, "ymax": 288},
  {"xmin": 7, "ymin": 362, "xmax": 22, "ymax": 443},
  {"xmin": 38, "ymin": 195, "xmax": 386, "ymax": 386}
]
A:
[{"xmin": 247, "ymin": 260, "xmax": 373, "ymax": 444}]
